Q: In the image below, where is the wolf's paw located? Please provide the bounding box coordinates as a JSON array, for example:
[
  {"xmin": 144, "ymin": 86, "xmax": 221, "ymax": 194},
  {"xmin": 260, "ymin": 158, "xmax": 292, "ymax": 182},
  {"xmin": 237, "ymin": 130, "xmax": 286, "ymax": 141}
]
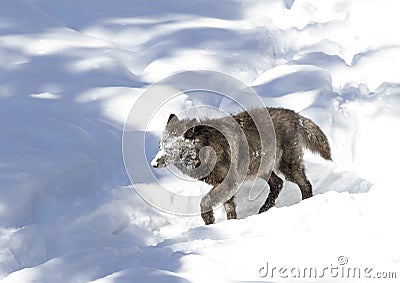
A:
[
  {"xmin": 226, "ymin": 211, "xmax": 237, "ymax": 220},
  {"xmin": 201, "ymin": 211, "xmax": 215, "ymax": 225},
  {"xmin": 258, "ymin": 204, "xmax": 273, "ymax": 214}
]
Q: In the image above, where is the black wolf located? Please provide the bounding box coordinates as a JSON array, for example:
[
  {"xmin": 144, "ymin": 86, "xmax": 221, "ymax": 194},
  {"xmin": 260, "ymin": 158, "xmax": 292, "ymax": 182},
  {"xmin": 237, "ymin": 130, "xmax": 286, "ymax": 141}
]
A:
[{"xmin": 152, "ymin": 108, "xmax": 331, "ymax": 225}]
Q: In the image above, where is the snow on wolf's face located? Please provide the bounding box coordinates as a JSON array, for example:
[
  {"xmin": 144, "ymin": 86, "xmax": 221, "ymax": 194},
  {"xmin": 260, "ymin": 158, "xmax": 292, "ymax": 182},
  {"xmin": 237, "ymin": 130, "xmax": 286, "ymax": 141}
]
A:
[{"xmin": 151, "ymin": 114, "xmax": 197, "ymax": 168}]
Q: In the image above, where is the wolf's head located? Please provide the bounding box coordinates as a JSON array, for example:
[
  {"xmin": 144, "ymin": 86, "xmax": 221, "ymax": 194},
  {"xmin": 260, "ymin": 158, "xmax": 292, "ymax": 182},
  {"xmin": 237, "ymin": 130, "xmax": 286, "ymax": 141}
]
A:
[{"xmin": 151, "ymin": 114, "xmax": 198, "ymax": 169}]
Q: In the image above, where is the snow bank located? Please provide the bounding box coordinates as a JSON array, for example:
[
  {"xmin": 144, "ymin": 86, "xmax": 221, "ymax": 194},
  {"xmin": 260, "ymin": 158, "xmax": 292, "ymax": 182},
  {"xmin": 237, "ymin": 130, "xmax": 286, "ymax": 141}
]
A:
[{"xmin": 1, "ymin": 0, "xmax": 399, "ymax": 282}]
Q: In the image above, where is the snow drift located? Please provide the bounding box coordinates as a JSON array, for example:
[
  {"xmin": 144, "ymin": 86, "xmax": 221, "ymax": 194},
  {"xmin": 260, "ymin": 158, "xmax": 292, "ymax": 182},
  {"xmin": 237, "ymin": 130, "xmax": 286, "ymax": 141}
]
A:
[{"xmin": 1, "ymin": 0, "xmax": 399, "ymax": 282}]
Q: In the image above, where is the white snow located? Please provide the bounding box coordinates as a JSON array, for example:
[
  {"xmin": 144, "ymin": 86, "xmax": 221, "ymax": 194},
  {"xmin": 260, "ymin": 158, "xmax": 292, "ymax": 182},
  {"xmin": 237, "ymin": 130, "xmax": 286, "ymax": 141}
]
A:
[{"xmin": 1, "ymin": 0, "xmax": 400, "ymax": 282}]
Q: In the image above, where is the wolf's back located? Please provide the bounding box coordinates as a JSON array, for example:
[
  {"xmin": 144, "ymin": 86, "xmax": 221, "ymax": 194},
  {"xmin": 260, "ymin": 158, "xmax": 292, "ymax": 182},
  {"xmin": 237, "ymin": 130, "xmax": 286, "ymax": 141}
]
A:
[{"xmin": 298, "ymin": 115, "xmax": 332, "ymax": 160}]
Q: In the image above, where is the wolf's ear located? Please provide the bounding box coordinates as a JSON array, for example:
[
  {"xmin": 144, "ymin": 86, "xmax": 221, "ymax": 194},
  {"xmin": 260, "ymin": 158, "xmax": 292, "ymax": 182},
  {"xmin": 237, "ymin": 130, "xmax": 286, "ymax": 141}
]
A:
[{"xmin": 167, "ymin": 114, "xmax": 177, "ymax": 123}]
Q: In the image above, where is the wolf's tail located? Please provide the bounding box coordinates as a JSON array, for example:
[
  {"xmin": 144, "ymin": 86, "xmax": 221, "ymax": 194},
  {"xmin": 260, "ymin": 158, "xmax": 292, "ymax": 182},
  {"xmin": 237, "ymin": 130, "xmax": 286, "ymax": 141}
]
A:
[{"xmin": 298, "ymin": 115, "xmax": 332, "ymax": 160}]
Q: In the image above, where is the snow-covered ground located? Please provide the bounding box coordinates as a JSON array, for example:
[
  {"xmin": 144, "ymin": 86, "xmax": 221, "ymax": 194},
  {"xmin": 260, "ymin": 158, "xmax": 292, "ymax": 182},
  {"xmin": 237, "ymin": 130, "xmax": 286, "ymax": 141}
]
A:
[{"xmin": 1, "ymin": 0, "xmax": 400, "ymax": 282}]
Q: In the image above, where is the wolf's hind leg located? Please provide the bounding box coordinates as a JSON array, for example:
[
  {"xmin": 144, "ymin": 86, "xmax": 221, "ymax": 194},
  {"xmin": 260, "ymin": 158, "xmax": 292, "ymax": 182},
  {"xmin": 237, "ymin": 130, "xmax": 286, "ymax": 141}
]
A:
[
  {"xmin": 284, "ymin": 168, "xmax": 313, "ymax": 200},
  {"xmin": 224, "ymin": 196, "xmax": 237, "ymax": 220},
  {"xmin": 259, "ymin": 171, "xmax": 283, "ymax": 213},
  {"xmin": 294, "ymin": 169, "xmax": 313, "ymax": 199}
]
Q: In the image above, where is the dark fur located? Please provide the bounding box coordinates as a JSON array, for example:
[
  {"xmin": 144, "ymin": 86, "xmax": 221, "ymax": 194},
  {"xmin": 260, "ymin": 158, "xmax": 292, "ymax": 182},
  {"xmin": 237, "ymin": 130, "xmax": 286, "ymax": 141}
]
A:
[{"xmin": 152, "ymin": 107, "xmax": 331, "ymax": 225}]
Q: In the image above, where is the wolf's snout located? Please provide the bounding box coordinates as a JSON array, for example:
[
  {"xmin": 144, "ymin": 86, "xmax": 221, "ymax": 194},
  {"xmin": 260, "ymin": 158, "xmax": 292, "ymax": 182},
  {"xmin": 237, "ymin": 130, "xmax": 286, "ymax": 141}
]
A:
[
  {"xmin": 151, "ymin": 151, "xmax": 166, "ymax": 168},
  {"xmin": 151, "ymin": 159, "xmax": 159, "ymax": 168},
  {"xmin": 151, "ymin": 157, "xmax": 160, "ymax": 168}
]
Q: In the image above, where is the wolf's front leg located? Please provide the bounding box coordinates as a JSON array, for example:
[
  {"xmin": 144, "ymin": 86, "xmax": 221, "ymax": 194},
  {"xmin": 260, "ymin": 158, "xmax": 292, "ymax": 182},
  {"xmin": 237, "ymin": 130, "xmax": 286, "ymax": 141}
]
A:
[
  {"xmin": 200, "ymin": 182, "xmax": 237, "ymax": 225},
  {"xmin": 224, "ymin": 196, "xmax": 237, "ymax": 220},
  {"xmin": 200, "ymin": 194, "xmax": 215, "ymax": 225}
]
